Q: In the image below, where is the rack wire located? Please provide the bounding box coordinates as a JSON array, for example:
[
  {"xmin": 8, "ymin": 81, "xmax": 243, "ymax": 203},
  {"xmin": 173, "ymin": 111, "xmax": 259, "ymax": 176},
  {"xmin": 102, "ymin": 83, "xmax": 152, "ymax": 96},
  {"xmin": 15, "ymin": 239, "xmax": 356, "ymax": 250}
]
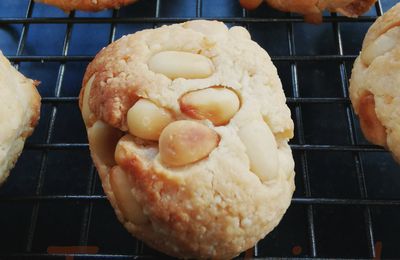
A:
[{"xmin": 0, "ymin": 0, "xmax": 399, "ymax": 258}]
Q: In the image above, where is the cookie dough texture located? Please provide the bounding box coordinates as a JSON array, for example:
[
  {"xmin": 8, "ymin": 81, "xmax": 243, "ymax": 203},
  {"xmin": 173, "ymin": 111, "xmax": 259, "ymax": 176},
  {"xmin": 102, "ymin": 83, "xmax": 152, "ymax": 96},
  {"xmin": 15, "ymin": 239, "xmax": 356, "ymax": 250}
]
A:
[
  {"xmin": 80, "ymin": 20, "xmax": 295, "ymax": 258},
  {"xmin": 239, "ymin": 0, "xmax": 377, "ymax": 23},
  {"xmin": 0, "ymin": 51, "xmax": 41, "ymax": 185},
  {"xmin": 350, "ymin": 3, "xmax": 400, "ymax": 162},
  {"xmin": 35, "ymin": 0, "xmax": 138, "ymax": 11}
]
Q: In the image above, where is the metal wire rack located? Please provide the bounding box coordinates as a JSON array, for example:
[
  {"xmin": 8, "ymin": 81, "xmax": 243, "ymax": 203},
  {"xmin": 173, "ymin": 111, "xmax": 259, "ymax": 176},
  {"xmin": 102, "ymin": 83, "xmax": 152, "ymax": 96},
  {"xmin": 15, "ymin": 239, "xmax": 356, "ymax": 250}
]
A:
[{"xmin": 0, "ymin": 0, "xmax": 399, "ymax": 259}]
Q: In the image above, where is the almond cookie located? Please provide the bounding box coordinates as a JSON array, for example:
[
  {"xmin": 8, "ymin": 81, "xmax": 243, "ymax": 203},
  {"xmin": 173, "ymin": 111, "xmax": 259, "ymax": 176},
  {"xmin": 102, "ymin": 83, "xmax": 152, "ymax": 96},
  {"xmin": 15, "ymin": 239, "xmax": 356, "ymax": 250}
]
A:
[
  {"xmin": 35, "ymin": 0, "xmax": 138, "ymax": 12},
  {"xmin": 79, "ymin": 20, "xmax": 295, "ymax": 258},
  {"xmin": 240, "ymin": 0, "xmax": 377, "ymax": 23},
  {"xmin": 350, "ymin": 3, "xmax": 400, "ymax": 162},
  {"xmin": 0, "ymin": 51, "xmax": 41, "ymax": 185}
]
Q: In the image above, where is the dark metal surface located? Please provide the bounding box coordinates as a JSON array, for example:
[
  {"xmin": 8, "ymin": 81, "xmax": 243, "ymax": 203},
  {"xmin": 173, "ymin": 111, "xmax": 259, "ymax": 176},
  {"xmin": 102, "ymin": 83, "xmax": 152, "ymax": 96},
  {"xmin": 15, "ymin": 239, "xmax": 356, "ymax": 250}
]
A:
[{"xmin": 0, "ymin": 0, "xmax": 399, "ymax": 258}]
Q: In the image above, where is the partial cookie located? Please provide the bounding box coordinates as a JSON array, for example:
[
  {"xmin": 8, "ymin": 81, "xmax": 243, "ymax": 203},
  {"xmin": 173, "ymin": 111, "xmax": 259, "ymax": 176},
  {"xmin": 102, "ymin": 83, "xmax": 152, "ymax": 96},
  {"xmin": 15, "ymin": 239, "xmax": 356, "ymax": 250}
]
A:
[
  {"xmin": 240, "ymin": 0, "xmax": 377, "ymax": 23},
  {"xmin": 0, "ymin": 51, "xmax": 41, "ymax": 185},
  {"xmin": 349, "ymin": 3, "xmax": 400, "ymax": 162},
  {"xmin": 80, "ymin": 20, "xmax": 295, "ymax": 258},
  {"xmin": 35, "ymin": 0, "xmax": 138, "ymax": 12}
]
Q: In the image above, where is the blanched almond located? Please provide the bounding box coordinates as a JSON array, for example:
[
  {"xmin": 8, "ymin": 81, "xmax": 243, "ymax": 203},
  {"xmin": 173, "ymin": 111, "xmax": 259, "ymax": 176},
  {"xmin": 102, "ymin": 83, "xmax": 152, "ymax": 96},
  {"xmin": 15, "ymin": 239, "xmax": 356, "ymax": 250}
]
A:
[
  {"xmin": 362, "ymin": 27, "xmax": 400, "ymax": 66},
  {"xmin": 115, "ymin": 134, "xmax": 159, "ymax": 167},
  {"xmin": 88, "ymin": 121, "xmax": 123, "ymax": 166},
  {"xmin": 159, "ymin": 120, "xmax": 219, "ymax": 167},
  {"xmin": 229, "ymin": 26, "xmax": 251, "ymax": 40},
  {"xmin": 180, "ymin": 87, "xmax": 240, "ymax": 126},
  {"xmin": 183, "ymin": 20, "xmax": 228, "ymax": 36},
  {"xmin": 148, "ymin": 51, "xmax": 214, "ymax": 79},
  {"xmin": 274, "ymin": 128, "xmax": 294, "ymax": 140},
  {"xmin": 110, "ymin": 166, "xmax": 148, "ymax": 225},
  {"xmin": 127, "ymin": 99, "xmax": 173, "ymax": 141},
  {"xmin": 239, "ymin": 121, "xmax": 279, "ymax": 182},
  {"xmin": 82, "ymin": 75, "xmax": 96, "ymax": 126}
]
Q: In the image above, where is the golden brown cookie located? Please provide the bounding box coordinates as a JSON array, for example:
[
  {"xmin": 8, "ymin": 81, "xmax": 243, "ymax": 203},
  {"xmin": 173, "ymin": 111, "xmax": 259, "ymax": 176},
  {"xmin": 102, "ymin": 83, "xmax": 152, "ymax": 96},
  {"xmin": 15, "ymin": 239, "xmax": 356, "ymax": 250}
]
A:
[
  {"xmin": 35, "ymin": 0, "xmax": 138, "ymax": 12},
  {"xmin": 349, "ymin": 3, "xmax": 400, "ymax": 162},
  {"xmin": 0, "ymin": 51, "xmax": 41, "ymax": 184},
  {"xmin": 239, "ymin": 0, "xmax": 377, "ymax": 23},
  {"xmin": 79, "ymin": 20, "xmax": 295, "ymax": 258}
]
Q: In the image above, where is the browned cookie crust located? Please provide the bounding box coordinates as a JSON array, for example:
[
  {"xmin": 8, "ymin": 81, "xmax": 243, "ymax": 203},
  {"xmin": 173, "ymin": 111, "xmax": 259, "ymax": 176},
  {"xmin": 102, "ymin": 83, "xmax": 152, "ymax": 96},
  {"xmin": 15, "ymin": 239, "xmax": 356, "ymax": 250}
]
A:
[
  {"xmin": 35, "ymin": 0, "xmax": 138, "ymax": 12},
  {"xmin": 349, "ymin": 3, "xmax": 400, "ymax": 162},
  {"xmin": 239, "ymin": 0, "xmax": 377, "ymax": 23}
]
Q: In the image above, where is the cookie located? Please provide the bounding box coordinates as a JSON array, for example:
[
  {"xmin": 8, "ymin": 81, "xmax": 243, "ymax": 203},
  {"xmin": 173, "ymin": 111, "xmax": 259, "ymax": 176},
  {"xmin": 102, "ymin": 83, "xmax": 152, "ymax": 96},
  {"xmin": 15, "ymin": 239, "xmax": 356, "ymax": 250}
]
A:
[
  {"xmin": 349, "ymin": 3, "xmax": 400, "ymax": 162},
  {"xmin": 79, "ymin": 20, "xmax": 295, "ymax": 258},
  {"xmin": 240, "ymin": 0, "xmax": 377, "ymax": 23},
  {"xmin": 35, "ymin": 0, "xmax": 138, "ymax": 12},
  {"xmin": 0, "ymin": 51, "xmax": 41, "ymax": 185}
]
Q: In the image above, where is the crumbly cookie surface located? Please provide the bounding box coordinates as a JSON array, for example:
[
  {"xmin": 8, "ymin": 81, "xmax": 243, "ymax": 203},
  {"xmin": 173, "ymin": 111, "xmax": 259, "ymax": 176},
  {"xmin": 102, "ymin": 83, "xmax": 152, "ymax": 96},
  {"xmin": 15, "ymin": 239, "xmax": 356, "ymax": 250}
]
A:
[
  {"xmin": 35, "ymin": 0, "xmax": 138, "ymax": 11},
  {"xmin": 239, "ymin": 0, "xmax": 377, "ymax": 23},
  {"xmin": 80, "ymin": 20, "xmax": 295, "ymax": 258},
  {"xmin": 350, "ymin": 3, "xmax": 400, "ymax": 162},
  {"xmin": 0, "ymin": 51, "xmax": 41, "ymax": 184}
]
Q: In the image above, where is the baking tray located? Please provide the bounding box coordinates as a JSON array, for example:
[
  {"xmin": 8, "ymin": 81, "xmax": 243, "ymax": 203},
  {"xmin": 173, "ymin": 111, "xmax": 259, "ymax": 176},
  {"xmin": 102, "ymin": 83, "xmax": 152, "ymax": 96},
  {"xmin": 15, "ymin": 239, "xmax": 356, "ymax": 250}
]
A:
[{"xmin": 0, "ymin": 0, "xmax": 399, "ymax": 258}]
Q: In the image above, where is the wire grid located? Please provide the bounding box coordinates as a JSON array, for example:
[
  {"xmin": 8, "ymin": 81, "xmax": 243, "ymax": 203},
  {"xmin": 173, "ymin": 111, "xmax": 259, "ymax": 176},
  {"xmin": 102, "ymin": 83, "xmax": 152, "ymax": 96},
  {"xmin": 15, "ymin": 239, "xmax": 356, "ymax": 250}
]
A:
[{"xmin": 0, "ymin": 0, "xmax": 400, "ymax": 258}]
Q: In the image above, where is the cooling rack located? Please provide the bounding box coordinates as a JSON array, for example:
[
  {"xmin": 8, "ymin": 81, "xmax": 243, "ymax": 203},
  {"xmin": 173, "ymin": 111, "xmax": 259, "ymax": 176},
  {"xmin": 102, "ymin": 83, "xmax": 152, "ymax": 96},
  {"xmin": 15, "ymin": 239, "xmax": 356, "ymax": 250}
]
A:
[{"xmin": 0, "ymin": 0, "xmax": 399, "ymax": 259}]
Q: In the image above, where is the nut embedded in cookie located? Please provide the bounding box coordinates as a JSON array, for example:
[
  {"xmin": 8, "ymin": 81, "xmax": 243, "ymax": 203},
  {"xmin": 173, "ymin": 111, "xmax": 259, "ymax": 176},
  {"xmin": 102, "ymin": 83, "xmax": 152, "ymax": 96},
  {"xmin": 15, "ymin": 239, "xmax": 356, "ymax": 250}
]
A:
[
  {"xmin": 238, "ymin": 121, "xmax": 279, "ymax": 182},
  {"xmin": 109, "ymin": 166, "xmax": 148, "ymax": 224},
  {"xmin": 127, "ymin": 99, "xmax": 174, "ymax": 141},
  {"xmin": 148, "ymin": 51, "xmax": 214, "ymax": 80},
  {"xmin": 179, "ymin": 87, "xmax": 240, "ymax": 126},
  {"xmin": 87, "ymin": 120, "xmax": 123, "ymax": 166},
  {"xmin": 159, "ymin": 120, "xmax": 220, "ymax": 167},
  {"xmin": 79, "ymin": 20, "xmax": 295, "ymax": 259}
]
